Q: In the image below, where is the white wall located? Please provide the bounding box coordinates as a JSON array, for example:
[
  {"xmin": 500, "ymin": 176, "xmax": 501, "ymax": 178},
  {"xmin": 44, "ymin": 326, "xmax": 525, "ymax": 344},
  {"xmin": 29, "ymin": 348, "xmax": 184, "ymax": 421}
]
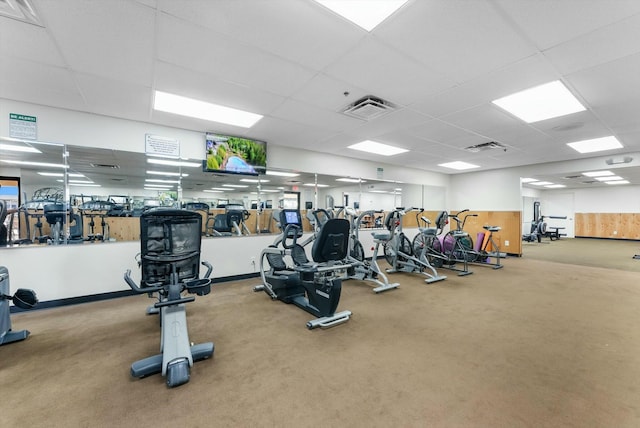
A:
[
  {"xmin": 572, "ymin": 185, "xmax": 640, "ymax": 213},
  {"xmin": 449, "ymin": 168, "xmax": 523, "ymax": 211}
]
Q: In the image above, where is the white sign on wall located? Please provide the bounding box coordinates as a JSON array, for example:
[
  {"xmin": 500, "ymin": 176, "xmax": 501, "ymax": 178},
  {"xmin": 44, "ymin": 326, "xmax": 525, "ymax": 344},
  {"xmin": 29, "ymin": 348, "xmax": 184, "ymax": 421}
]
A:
[
  {"xmin": 145, "ymin": 134, "xmax": 180, "ymax": 157},
  {"xmin": 9, "ymin": 113, "xmax": 37, "ymax": 140}
]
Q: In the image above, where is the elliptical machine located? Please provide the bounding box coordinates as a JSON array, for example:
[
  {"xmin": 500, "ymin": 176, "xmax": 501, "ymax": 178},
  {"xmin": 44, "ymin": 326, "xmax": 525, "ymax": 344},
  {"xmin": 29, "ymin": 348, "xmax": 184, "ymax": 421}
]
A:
[
  {"xmin": 1, "ymin": 266, "xmax": 38, "ymax": 346},
  {"xmin": 124, "ymin": 208, "xmax": 214, "ymax": 388},
  {"xmin": 254, "ymin": 209, "xmax": 353, "ymax": 329},
  {"xmin": 344, "ymin": 206, "xmax": 399, "ymax": 293},
  {"xmin": 382, "ymin": 208, "xmax": 447, "ymax": 284}
]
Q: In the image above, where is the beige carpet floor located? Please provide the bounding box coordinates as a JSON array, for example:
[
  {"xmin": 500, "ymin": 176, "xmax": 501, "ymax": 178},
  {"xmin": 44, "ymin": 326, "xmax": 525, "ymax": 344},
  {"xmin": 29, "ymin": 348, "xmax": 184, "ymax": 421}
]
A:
[{"xmin": 2, "ymin": 237, "xmax": 640, "ymax": 427}]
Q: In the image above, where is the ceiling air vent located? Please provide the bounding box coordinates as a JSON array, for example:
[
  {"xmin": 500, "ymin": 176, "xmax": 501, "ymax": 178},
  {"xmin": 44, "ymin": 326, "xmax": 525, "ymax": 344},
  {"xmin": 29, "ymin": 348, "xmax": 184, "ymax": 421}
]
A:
[
  {"xmin": 582, "ymin": 180, "xmax": 597, "ymax": 184},
  {"xmin": 342, "ymin": 96, "xmax": 395, "ymax": 120},
  {"xmin": 464, "ymin": 141, "xmax": 506, "ymax": 153},
  {"xmin": 90, "ymin": 163, "xmax": 120, "ymax": 169},
  {"xmin": 563, "ymin": 175, "xmax": 582, "ymax": 179}
]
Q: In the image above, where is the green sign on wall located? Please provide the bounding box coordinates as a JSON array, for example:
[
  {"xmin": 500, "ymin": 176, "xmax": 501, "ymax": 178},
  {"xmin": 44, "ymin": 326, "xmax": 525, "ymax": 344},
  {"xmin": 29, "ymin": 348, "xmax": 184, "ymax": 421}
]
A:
[{"xmin": 9, "ymin": 113, "xmax": 37, "ymax": 140}]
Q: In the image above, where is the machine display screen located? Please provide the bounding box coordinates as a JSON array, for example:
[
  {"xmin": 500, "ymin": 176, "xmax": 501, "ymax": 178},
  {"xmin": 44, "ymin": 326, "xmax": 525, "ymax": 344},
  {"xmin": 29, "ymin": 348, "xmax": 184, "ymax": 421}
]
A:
[{"xmin": 284, "ymin": 210, "xmax": 301, "ymax": 225}]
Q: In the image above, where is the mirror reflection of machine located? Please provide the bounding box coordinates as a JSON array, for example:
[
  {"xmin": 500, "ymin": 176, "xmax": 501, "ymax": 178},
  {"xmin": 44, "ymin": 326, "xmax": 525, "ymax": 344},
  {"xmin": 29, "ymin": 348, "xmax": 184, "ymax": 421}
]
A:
[{"xmin": 206, "ymin": 203, "xmax": 251, "ymax": 237}]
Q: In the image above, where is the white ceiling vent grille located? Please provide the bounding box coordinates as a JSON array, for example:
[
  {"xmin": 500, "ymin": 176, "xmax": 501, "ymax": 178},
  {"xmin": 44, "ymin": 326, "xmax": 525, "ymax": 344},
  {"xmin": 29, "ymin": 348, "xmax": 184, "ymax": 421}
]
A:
[
  {"xmin": 0, "ymin": 0, "xmax": 43, "ymax": 26},
  {"xmin": 342, "ymin": 96, "xmax": 395, "ymax": 120},
  {"xmin": 464, "ymin": 141, "xmax": 507, "ymax": 153}
]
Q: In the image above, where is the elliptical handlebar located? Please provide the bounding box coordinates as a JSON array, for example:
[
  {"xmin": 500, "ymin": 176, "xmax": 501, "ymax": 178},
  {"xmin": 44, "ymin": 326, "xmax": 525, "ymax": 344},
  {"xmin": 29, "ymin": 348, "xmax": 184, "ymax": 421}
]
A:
[
  {"xmin": 448, "ymin": 209, "xmax": 478, "ymax": 231},
  {"xmin": 282, "ymin": 223, "xmax": 301, "ymax": 249}
]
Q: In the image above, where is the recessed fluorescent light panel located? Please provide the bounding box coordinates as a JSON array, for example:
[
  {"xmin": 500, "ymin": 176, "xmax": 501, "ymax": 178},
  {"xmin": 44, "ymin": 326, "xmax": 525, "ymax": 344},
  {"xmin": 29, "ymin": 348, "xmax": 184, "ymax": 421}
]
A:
[
  {"xmin": 145, "ymin": 179, "xmax": 180, "ymax": 184},
  {"xmin": 0, "ymin": 143, "xmax": 42, "ymax": 153},
  {"xmin": 145, "ymin": 184, "xmax": 174, "ymax": 188},
  {"xmin": 492, "ymin": 80, "xmax": 586, "ymax": 123},
  {"xmin": 582, "ymin": 170, "xmax": 614, "ymax": 177},
  {"xmin": 38, "ymin": 172, "xmax": 84, "ymax": 177},
  {"xmin": 567, "ymin": 136, "xmax": 623, "ymax": 154},
  {"xmin": 154, "ymin": 91, "xmax": 262, "ymax": 128},
  {"xmin": 147, "ymin": 158, "xmax": 201, "ymax": 168},
  {"xmin": 266, "ymin": 170, "xmax": 299, "ymax": 177},
  {"xmin": 545, "ymin": 184, "xmax": 566, "ymax": 189},
  {"xmin": 240, "ymin": 179, "xmax": 269, "ymax": 183},
  {"xmin": 594, "ymin": 176, "xmax": 624, "ymax": 182},
  {"xmin": 1, "ymin": 160, "xmax": 68, "ymax": 168},
  {"xmin": 222, "ymin": 184, "xmax": 249, "ymax": 188},
  {"xmin": 304, "ymin": 183, "xmax": 329, "ymax": 187},
  {"xmin": 348, "ymin": 140, "xmax": 408, "ymax": 156},
  {"xmin": 605, "ymin": 180, "xmax": 630, "ymax": 185},
  {"xmin": 521, "ymin": 178, "xmax": 538, "ymax": 183},
  {"xmin": 336, "ymin": 178, "xmax": 365, "ymax": 183},
  {"xmin": 438, "ymin": 161, "xmax": 480, "ymax": 171},
  {"xmin": 313, "ymin": 0, "xmax": 409, "ymax": 31},
  {"xmin": 146, "ymin": 170, "xmax": 189, "ymax": 177},
  {"xmin": 530, "ymin": 181, "xmax": 553, "ymax": 186}
]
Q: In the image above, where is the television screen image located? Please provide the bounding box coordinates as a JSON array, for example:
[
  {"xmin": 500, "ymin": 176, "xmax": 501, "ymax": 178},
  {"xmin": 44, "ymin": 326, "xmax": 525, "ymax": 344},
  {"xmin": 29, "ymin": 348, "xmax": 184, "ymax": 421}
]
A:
[{"xmin": 205, "ymin": 133, "xmax": 267, "ymax": 176}]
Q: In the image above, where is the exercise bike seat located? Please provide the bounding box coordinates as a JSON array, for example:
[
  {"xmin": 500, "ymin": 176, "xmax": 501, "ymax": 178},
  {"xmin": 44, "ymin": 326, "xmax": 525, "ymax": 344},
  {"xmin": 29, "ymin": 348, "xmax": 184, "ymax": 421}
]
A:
[
  {"xmin": 419, "ymin": 227, "xmax": 438, "ymax": 236},
  {"xmin": 483, "ymin": 225, "xmax": 501, "ymax": 232},
  {"xmin": 372, "ymin": 230, "xmax": 390, "ymax": 241}
]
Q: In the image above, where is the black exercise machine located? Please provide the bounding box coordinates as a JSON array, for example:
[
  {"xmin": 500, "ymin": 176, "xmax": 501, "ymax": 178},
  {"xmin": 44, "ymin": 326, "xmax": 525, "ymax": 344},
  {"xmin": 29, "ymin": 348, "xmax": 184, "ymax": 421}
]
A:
[
  {"xmin": 254, "ymin": 209, "xmax": 353, "ymax": 329},
  {"xmin": 1, "ymin": 266, "xmax": 38, "ymax": 346},
  {"xmin": 124, "ymin": 208, "xmax": 214, "ymax": 387}
]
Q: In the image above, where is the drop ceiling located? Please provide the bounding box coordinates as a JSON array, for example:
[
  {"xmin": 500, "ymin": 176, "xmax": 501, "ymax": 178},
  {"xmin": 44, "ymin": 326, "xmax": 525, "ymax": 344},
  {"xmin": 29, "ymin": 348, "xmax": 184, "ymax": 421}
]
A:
[{"xmin": 2, "ymin": 0, "xmax": 640, "ymax": 190}]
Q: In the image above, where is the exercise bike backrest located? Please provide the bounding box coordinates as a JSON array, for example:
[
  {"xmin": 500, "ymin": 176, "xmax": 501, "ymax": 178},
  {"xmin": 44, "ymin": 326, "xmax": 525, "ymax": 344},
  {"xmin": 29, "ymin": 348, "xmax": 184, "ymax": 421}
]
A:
[
  {"xmin": 385, "ymin": 208, "xmax": 405, "ymax": 232},
  {"xmin": 434, "ymin": 211, "xmax": 449, "ymax": 234},
  {"xmin": 311, "ymin": 218, "xmax": 350, "ymax": 263}
]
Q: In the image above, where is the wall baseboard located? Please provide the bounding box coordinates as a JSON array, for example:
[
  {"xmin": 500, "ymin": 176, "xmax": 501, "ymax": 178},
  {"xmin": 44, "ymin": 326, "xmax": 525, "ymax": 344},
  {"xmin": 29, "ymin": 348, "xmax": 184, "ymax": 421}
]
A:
[{"xmin": 10, "ymin": 272, "xmax": 261, "ymax": 313}]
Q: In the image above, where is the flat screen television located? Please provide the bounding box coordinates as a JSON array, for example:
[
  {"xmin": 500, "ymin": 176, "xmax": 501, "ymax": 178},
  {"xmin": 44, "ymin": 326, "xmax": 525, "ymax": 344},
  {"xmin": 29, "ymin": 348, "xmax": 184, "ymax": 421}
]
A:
[{"xmin": 204, "ymin": 133, "xmax": 267, "ymax": 176}]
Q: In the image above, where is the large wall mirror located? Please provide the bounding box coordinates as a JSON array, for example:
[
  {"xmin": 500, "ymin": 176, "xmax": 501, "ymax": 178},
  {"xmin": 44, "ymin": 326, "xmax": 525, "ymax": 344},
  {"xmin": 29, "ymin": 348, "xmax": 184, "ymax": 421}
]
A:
[{"xmin": 0, "ymin": 139, "xmax": 446, "ymax": 247}]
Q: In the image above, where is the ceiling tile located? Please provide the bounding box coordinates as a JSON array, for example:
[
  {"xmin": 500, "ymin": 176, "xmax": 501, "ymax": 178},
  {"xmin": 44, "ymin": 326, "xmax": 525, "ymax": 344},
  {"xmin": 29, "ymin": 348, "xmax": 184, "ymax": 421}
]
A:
[
  {"xmin": 377, "ymin": 0, "xmax": 536, "ymax": 83},
  {"xmin": 323, "ymin": 36, "xmax": 455, "ymax": 106},
  {"xmin": 543, "ymin": 13, "xmax": 640, "ymax": 75},
  {"xmin": 494, "ymin": 0, "xmax": 640, "ymax": 50},
  {"xmin": 157, "ymin": 13, "xmax": 315, "ymax": 97},
  {"xmin": 157, "ymin": 0, "xmax": 365, "ymax": 70},
  {"xmin": 36, "ymin": 0, "xmax": 155, "ymax": 85}
]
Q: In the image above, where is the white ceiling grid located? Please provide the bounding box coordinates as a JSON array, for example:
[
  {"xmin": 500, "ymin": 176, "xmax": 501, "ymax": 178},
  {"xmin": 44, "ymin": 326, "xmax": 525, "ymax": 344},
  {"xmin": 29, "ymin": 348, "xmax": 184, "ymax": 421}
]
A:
[{"xmin": 2, "ymin": 0, "xmax": 640, "ymax": 188}]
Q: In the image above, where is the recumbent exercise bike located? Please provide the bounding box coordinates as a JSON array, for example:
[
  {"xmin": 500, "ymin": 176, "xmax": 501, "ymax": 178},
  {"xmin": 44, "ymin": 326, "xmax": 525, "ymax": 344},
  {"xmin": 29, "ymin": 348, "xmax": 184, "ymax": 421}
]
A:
[
  {"xmin": 1, "ymin": 266, "xmax": 38, "ymax": 346},
  {"xmin": 124, "ymin": 208, "xmax": 214, "ymax": 387},
  {"xmin": 254, "ymin": 209, "xmax": 354, "ymax": 329}
]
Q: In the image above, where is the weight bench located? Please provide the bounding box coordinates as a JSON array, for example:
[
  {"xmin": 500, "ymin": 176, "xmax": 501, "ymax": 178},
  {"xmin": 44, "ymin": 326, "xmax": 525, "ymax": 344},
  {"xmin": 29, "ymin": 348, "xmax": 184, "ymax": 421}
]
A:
[{"xmin": 547, "ymin": 227, "xmax": 566, "ymax": 241}]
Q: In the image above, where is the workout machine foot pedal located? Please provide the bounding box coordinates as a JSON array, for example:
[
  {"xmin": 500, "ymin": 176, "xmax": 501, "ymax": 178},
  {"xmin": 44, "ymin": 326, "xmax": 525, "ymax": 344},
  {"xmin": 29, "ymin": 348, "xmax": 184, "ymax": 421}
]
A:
[
  {"xmin": 166, "ymin": 357, "xmax": 190, "ymax": 388},
  {"xmin": 131, "ymin": 353, "xmax": 163, "ymax": 378},
  {"xmin": 424, "ymin": 275, "xmax": 447, "ymax": 284},
  {"xmin": 191, "ymin": 342, "xmax": 214, "ymax": 361},
  {"xmin": 487, "ymin": 251, "xmax": 507, "ymax": 258},
  {"xmin": 372, "ymin": 283, "xmax": 400, "ymax": 293},
  {"xmin": 306, "ymin": 310, "xmax": 352, "ymax": 330},
  {"xmin": 0, "ymin": 329, "xmax": 30, "ymax": 345},
  {"xmin": 492, "ymin": 265, "xmax": 504, "ymax": 270}
]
